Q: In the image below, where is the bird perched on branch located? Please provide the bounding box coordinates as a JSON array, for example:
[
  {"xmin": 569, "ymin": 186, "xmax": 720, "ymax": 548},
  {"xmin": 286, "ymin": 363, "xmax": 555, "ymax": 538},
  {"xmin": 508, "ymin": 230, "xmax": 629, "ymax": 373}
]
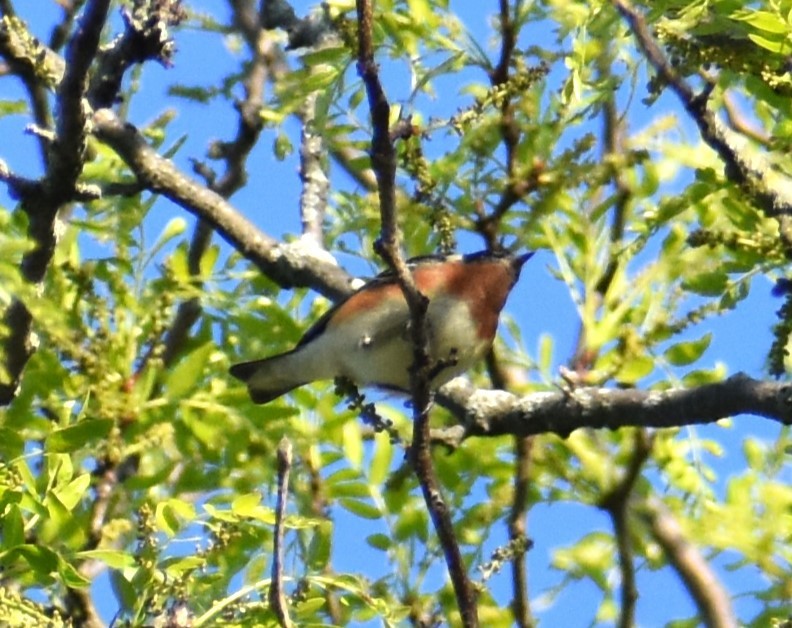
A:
[{"xmin": 230, "ymin": 250, "xmax": 532, "ymax": 404}]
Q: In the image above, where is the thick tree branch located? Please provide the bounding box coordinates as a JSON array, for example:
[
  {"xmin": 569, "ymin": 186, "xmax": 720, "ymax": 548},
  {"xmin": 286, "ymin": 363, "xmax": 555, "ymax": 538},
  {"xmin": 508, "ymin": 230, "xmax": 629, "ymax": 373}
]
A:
[
  {"xmin": 507, "ymin": 434, "xmax": 535, "ymax": 628},
  {"xmin": 91, "ymin": 108, "xmax": 355, "ymax": 301},
  {"xmin": 51, "ymin": 0, "xmax": 110, "ymax": 186},
  {"xmin": 437, "ymin": 373, "xmax": 792, "ymax": 443},
  {"xmin": 89, "ymin": 0, "xmax": 186, "ymax": 109}
]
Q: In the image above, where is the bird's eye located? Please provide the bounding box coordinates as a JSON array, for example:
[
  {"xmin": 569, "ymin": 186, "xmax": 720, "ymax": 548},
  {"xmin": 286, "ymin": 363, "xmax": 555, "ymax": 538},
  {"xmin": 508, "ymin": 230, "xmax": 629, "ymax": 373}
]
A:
[{"xmin": 359, "ymin": 334, "xmax": 373, "ymax": 349}]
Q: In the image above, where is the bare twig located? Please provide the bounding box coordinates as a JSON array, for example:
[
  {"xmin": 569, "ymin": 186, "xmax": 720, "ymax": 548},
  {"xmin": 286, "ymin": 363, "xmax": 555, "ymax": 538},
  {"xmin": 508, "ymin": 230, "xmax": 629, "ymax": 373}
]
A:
[
  {"xmin": 480, "ymin": 7, "xmax": 536, "ymax": 625},
  {"xmin": 641, "ymin": 496, "xmax": 737, "ymax": 628},
  {"xmin": 304, "ymin": 445, "xmax": 343, "ymax": 623},
  {"xmin": 722, "ymin": 94, "xmax": 771, "ymax": 147},
  {"xmin": 485, "ymin": 351, "xmax": 535, "ymax": 627},
  {"xmin": 476, "ymin": 0, "xmax": 521, "ymax": 248},
  {"xmin": 355, "ymin": 1, "xmax": 479, "ymax": 625},
  {"xmin": 593, "ymin": 51, "xmax": 630, "ymax": 299},
  {"xmin": 269, "ymin": 437, "xmax": 294, "ymax": 628}
]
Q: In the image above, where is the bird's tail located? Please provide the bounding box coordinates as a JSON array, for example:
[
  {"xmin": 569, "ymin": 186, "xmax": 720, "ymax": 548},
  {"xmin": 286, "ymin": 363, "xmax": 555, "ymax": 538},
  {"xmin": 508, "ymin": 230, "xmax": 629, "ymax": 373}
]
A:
[{"xmin": 229, "ymin": 351, "xmax": 310, "ymax": 404}]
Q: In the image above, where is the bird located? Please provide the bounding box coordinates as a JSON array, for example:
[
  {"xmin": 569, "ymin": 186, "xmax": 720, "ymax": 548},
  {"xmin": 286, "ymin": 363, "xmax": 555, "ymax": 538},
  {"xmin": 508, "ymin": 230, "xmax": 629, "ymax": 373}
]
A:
[{"xmin": 230, "ymin": 250, "xmax": 533, "ymax": 404}]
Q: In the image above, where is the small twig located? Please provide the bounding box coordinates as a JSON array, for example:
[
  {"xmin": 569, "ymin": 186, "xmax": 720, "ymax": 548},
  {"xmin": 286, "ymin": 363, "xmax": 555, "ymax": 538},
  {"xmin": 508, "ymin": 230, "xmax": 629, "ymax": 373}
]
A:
[
  {"xmin": 593, "ymin": 51, "xmax": 630, "ymax": 299},
  {"xmin": 303, "ymin": 444, "xmax": 343, "ymax": 623},
  {"xmin": 640, "ymin": 496, "xmax": 737, "ymax": 628},
  {"xmin": 154, "ymin": 4, "xmax": 272, "ymax": 372},
  {"xmin": 269, "ymin": 436, "xmax": 294, "ymax": 628},
  {"xmin": 485, "ymin": 349, "xmax": 535, "ymax": 628},
  {"xmin": 722, "ymin": 94, "xmax": 770, "ymax": 147}
]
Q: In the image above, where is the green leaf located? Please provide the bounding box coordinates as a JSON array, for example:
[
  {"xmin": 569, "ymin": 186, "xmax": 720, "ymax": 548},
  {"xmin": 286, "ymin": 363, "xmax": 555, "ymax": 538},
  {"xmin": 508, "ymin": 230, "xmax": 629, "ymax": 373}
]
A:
[
  {"xmin": 9, "ymin": 544, "xmax": 58, "ymax": 575},
  {"xmin": 155, "ymin": 498, "xmax": 196, "ymax": 536},
  {"xmin": 163, "ymin": 555, "xmax": 205, "ymax": 576},
  {"xmin": 342, "ymin": 421, "xmax": 363, "ymax": 470},
  {"xmin": 327, "ymin": 481, "xmax": 370, "ymax": 499},
  {"xmin": 682, "ymin": 271, "xmax": 728, "ymax": 296},
  {"xmin": 681, "ymin": 364, "xmax": 726, "ymax": 386},
  {"xmin": 76, "ymin": 549, "xmax": 137, "ymax": 570},
  {"xmin": 616, "ymin": 355, "xmax": 654, "ymax": 385},
  {"xmin": 2, "ymin": 504, "xmax": 24, "ymax": 548},
  {"xmin": 369, "ymin": 435, "xmax": 392, "ymax": 485},
  {"xmin": 746, "ymin": 32, "xmax": 788, "ymax": 53},
  {"xmin": 163, "ymin": 342, "xmax": 215, "ymax": 399},
  {"xmin": 731, "ymin": 9, "xmax": 789, "ymax": 34},
  {"xmin": 295, "ymin": 597, "xmax": 327, "ymax": 617},
  {"xmin": 53, "ymin": 473, "xmax": 90, "ymax": 511},
  {"xmin": 366, "ymin": 533, "xmax": 391, "ymax": 551},
  {"xmin": 58, "ymin": 557, "xmax": 91, "ymax": 588},
  {"xmin": 231, "ymin": 492, "xmax": 263, "ymax": 518},
  {"xmin": 664, "ymin": 333, "xmax": 712, "ymax": 366},
  {"xmin": 274, "ymin": 131, "xmax": 294, "ymax": 161},
  {"xmin": 0, "ymin": 427, "xmax": 24, "ymax": 457},
  {"xmin": 306, "ymin": 520, "xmax": 332, "ymax": 570},
  {"xmin": 339, "ymin": 498, "xmax": 381, "ymax": 520},
  {"xmin": 46, "ymin": 419, "xmax": 114, "ymax": 453},
  {"xmin": 0, "ymin": 100, "xmax": 26, "ymax": 116}
]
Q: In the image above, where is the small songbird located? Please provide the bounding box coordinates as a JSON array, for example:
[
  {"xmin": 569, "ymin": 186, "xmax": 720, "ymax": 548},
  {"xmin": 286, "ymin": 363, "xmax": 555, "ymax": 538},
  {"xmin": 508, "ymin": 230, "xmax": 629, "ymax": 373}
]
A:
[{"xmin": 230, "ymin": 250, "xmax": 532, "ymax": 404}]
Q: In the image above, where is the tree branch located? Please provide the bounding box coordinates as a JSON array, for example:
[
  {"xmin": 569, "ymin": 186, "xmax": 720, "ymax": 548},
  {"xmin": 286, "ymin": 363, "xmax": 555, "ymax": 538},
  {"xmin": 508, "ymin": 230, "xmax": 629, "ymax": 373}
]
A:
[
  {"xmin": 599, "ymin": 430, "xmax": 653, "ymax": 628},
  {"xmin": 91, "ymin": 107, "xmax": 355, "ymax": 301},
  {"xmin": 298, "ymin": 92, "xmax": 329, "ymax": 246},
  {"xmin": 640, "ymin": 496, "xmax": 737, "ymax": 628},
  {"xmin": 437, "ymin": 373, "xmax": 792, "ymax": 443},
  {"xmin": 158, "ymin": 0, "xmax": 271, "ymax": 369},
  {"xmin": 0, "ymin": 0, "xmax": 110, "ymax": 404},
  {"xmin": 613, "ymin": 0, "xmax": 792, "ymax": 220},
  {"xmin": 355, "ymin": 1, "xmax": 478, "ymax": 625},
  {"xmin": 269, "ymin": 437, "xmax": 294, "ymax": 628}
]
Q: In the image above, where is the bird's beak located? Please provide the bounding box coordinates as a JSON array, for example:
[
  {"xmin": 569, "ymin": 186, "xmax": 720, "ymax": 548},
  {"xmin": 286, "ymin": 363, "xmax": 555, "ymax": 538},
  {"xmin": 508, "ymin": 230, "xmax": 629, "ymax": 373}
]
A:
[{"xmin": 514, "ymin": 251, "xmax": 534, "ymax": 271}]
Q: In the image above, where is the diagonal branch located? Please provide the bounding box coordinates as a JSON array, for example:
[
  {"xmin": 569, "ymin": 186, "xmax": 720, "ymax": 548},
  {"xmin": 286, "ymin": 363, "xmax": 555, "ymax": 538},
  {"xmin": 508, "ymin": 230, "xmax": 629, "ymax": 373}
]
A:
[
  {"xmin": 640, "ymin": 496, "xmax": 737, "ymax": 628},
  {"xmin": 91, "ymin": 108, "xmax": 354, "ymax": 302},
  {"xmin": 613, "ymin": 0, "xmax": 792, "ymax": 220}
]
